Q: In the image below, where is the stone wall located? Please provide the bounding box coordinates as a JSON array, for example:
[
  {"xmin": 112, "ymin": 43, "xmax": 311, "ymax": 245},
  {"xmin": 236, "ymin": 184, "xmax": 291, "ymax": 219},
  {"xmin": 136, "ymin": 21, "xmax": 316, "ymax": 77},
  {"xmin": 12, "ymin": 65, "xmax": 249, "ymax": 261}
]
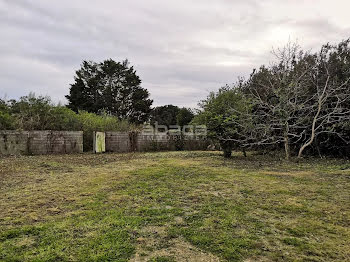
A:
[{"xmin": 0, "ymin": 131, "xmax": 83, "ymax": 155}]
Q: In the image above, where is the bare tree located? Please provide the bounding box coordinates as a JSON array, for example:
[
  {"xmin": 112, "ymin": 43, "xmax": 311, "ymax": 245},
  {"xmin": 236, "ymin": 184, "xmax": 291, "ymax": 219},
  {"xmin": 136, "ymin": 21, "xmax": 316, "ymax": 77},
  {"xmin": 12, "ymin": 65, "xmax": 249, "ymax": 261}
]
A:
[
  {"xmin": 297, "ymin": 46, "xmax": 350, "ymax": 157},
  {"xmin": 203, "ymin": 40, "xmax": 350, "ymax": 159},
  {"xmin": 240, "ymin": 42, "xmax": 315, "ymax": 159}
]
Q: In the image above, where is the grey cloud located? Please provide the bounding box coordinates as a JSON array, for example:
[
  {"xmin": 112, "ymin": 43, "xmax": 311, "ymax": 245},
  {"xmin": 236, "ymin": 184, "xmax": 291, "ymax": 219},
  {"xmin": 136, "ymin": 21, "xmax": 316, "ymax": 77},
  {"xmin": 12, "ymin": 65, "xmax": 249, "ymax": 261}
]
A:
[
  {"xmin": 0, "ymin": 0, "xmax": 349, "ymax": 107},
  {"xmin": 291, "ymin": 19, "xmax": 350, "ymax": 49}
]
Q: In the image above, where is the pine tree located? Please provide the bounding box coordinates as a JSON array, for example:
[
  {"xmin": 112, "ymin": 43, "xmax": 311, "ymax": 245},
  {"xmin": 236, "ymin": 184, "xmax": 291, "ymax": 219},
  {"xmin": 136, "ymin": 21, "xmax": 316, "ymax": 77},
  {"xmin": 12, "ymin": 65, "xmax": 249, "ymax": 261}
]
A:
[{"xmin": 66, "ymin": 59, "xmax": 153, "ymax": 124}]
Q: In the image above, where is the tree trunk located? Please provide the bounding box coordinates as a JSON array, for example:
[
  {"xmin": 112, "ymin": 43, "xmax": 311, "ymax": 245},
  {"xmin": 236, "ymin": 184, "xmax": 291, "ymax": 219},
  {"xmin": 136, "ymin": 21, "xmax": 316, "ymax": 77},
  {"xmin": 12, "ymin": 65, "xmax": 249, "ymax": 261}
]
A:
[
  {"xmin": 298, "ymin": 99, "xmax": 321, "ymax": 158},
  {"xmin": 284, "ymin": 133, "xmax": 290, "ymax": 160},
  {"xmin": 298, "ymin": 76, "xmax": 329, "ymax": 158},
  {"xmin": 284, "ymin": 122, "xmax": 290, "ymax": 160},
  {"xmin": 298, "ymin": 135, "xmax": 313, "ymax": 158},
  {"xmin": 223, "ymin": 148, "xmax": 232, "ymax": 158}
]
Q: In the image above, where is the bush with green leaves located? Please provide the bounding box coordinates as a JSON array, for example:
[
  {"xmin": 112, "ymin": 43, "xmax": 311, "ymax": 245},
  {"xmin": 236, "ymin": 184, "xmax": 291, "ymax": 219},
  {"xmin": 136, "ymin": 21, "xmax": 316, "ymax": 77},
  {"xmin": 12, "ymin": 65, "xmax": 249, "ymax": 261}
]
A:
[
  {"xmin": 76, "ymin": 111, "xmax": 131, "ymax": 151},
  {"xmin": 0, "ymin": 99, "xmax": 16, "ymax": 130},
  {"xmin": 193, "ymin": 86, "xmax": 251, "ymax": 157}
]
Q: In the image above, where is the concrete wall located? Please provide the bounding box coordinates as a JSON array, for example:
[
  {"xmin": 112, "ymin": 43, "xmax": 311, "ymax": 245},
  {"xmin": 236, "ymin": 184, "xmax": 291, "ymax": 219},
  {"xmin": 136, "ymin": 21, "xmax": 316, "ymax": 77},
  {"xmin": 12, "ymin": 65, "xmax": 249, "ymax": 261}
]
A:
[
  {"xmin": 0, "ymin": 131, "xmax": 29, "ymax": 155},
  {"xmin": 105, "ymin": 132, "xmax": 208, "ymax": 153},
  {"xmin": 105, "ymin": 132, "xmax": 131, "ymax": 153},
  {"xmin": 137, "ymin": 134, "xmax": 209, "ymax": 152},
  {"xmin": 0, "ymin": 130, "xmax": 206, "ymax": 155},
  {"xmin": 0, "ymin": 131, "xmax": 83, "ymax": 155},
  {"xmin": 137, "ymin": 134, "xmax": 176, "ymax": 151}
]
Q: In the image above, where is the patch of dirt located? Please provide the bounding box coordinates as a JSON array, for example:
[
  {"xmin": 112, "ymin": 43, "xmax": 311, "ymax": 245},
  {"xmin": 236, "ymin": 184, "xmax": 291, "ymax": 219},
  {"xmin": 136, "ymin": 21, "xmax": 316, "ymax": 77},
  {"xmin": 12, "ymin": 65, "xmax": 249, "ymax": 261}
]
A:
[
  {"xmin": 15, "ymin": 235, "xmax": 36, "ymax": 248},
  {"xmin": 131, "ymin": 225, "xmax": 221, "ymax": 262},
  {"xmin": 260, "ymin": 170, "xmax": 314, "ymax": 177},
  {"xmin": 244, "ymin": 257, "xmax": 271, "ymax": 262}
]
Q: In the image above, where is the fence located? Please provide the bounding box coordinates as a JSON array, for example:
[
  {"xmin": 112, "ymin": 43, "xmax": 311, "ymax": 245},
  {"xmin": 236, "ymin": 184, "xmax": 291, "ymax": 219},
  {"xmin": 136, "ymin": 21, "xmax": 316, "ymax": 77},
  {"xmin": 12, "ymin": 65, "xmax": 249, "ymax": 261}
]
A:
[
  {"xmin": 0, "ymin": 131, "xmax": 83, "ymax": 155},
  {"xmin": 104, "ymin": 132, "xmax": 209, "ymax": 153},
  {"xmin": 0, "ymin": 130, "xmax": 208, "ymax": 155}
]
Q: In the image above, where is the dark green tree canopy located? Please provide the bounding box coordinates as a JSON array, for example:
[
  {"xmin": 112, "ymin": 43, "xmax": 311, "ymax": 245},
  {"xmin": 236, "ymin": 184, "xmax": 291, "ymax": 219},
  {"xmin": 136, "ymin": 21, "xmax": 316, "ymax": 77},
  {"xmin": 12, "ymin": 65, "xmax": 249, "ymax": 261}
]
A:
[
  {"xmin": 176, "ymin": 107, "xmax": 194, "ymax": 127},
  {"xmin": 150, "ymin": 105, "xmax": 180, "ymax": 127},
  {"xmin": 66, "ymin": 59, "xmax": 153, "ymax": 124}
]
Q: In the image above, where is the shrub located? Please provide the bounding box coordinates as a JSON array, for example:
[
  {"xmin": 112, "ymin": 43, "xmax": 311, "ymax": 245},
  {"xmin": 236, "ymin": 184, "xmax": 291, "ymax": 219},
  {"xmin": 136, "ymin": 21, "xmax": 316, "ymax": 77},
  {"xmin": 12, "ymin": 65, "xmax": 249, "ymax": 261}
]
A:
[
  {"xmin": 76, "ymin": 111, "xmax": 131, "ymax": 151},
  {"xmin": 0, "ymin": 111, "xmax": 16, "ymax": 130},
  {"xmin": 46, "ymin": 106, "xmax": 81, "ymax": 131},
  {"xmin": 0, "ymin": 99, "xmax": 15, "ymax": 130},
  {"xmin": 9, "ymin": 93, "xmax": 53, "ymax": 130}
]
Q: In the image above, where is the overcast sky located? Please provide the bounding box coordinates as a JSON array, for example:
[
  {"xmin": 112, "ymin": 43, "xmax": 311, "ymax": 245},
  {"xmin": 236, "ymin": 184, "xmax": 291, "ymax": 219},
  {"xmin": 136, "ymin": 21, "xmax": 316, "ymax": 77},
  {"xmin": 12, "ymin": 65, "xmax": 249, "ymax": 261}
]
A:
[{"xmin": 0, "ymin": 0, "xmax": 349, "ymax": 107}]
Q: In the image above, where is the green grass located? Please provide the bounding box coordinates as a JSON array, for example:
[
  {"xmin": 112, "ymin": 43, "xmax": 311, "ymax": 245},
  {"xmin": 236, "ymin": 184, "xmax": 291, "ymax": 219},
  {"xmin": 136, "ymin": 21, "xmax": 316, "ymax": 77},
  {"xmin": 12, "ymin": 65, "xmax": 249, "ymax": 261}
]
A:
[{"xmin": 0, "ymin": 151, "xmax": 349, "ymax": 261}]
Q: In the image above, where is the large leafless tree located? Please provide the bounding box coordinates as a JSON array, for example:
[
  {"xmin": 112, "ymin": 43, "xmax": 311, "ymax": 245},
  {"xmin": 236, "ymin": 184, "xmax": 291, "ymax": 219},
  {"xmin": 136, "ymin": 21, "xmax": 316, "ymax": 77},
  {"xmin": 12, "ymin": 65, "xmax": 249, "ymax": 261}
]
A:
[
  {"xmin": 297, "ymin": 44, "xmax": 350, "ymax": 157},
  {"xmin": 240, "ymin": 41, "xmax": 350, "ymax": 159}
]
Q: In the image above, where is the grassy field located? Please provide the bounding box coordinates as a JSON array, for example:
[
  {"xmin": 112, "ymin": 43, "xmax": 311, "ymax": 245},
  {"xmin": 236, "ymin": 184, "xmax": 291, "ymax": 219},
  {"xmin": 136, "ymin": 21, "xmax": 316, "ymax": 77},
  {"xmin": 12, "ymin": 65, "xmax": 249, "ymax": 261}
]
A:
[{"xmin": 0, "ymin": 151, "xmax": 350, "ymax": 261}]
